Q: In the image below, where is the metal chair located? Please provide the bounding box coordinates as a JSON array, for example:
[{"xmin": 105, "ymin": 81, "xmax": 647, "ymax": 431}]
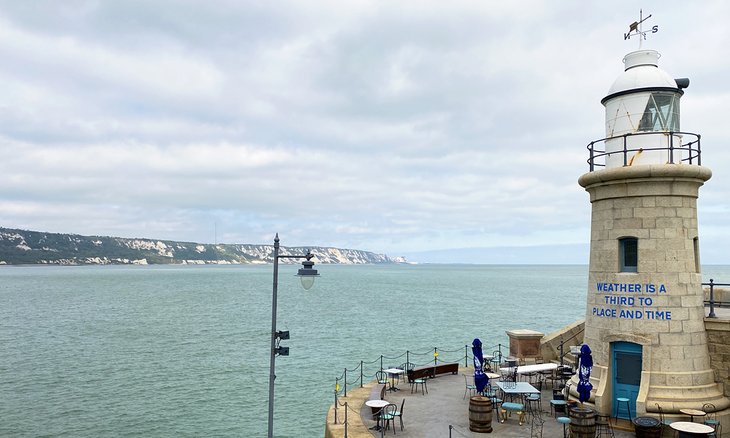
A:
[
  {"xmin": 411, "ymin": 375, "xmax": 427, "ymax": 395},
  {"xmin": 376, "ymin": 370, "xmax": 390, "ymax": 391},
  {"xmin": 399, "ymin": 362, "xmax": 414, "ymax": 385},
  {"xmin": 702, "ymin": 403, "xmax": 721, "ymax": 437},
  {"xmin": 392, "ymin": 398, "xmax": 405, "ymax": 431},
  {"xmin": 556, "ymin": 416, "xmax": 571, "ymax": 438},
  {"xmin": 656, "ymin": 403, "xmax": 673, "ymax": 434},
  {"xmin": 595, "ymin": 413, "xmax": 615, "ymax": 437},
  {"xmin": 380, "ymin": 403, "xmax": 398, "ymax": 434},
  {"xmin": 614, "ymin": 397, "xmax": 632, "ymax": 422},
  {"xmin": 550, "ymin": 389, "xmax": 567, "ymax": 418},
  {"xmin": 463, "ymin": 374, "xmax": 477, "ymax": 399}
]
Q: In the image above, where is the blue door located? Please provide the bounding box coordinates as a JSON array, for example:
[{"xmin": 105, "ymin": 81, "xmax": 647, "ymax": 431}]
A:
[{"xmin": 612, "ymin": 342, "xmax": 642, "ymax": 419}]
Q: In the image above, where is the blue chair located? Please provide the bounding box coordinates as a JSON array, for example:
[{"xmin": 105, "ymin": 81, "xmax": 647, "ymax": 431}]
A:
[
  {"xmin": 703, "ymin": 403, "xmax": 721, "ymax": 437},
  {"xmin": 615, "ymin": 397, "xmax": 632, "ymax": 421},
  {"xmin": 556, "ymin": 416, "xmax": 571, "ymax": 438},
  {"xmin": 501, "ymin": 401, "xmax": 526, "ymax": 425},
  {"xmin": 463, "ymin": 375, "xmax": 477, "ymax": 399}
]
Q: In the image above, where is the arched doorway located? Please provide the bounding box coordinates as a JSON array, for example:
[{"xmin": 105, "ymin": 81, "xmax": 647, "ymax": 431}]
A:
[{"xmin": 612, "ymin": 341, "xmax": 642, "ymax": 419}]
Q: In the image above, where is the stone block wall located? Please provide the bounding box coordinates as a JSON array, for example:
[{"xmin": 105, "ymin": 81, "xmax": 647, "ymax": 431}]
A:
[{"xmin": 706, "ymin": 318, "xmax": 730, "ymax": 398}]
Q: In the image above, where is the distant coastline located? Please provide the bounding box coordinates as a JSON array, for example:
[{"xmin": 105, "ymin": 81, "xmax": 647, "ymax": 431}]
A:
[{"xmin": 0, "ymin": 227, "xmax": 405, "ymax": 266}]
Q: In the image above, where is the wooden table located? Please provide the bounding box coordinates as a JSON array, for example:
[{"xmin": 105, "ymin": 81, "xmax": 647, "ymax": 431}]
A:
[
  {"xmin": 670, "ymin": 421, "xmax": 714, "ymax": 437},
  {"xmin": 679, "ymin": 408, "xmax": 707, "ymax": 422}
]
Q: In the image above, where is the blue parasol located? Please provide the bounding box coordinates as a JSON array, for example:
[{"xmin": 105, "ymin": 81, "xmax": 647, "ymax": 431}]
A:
[
  {"xmin": 577, "ymin": 344, "xmax": 593, "ymax": 403},
  {"xmin": 471, "ymin": 338, "xmax": 489, "ymax": 394}
]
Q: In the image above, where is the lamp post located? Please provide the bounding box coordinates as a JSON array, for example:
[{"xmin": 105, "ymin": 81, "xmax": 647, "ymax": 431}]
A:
[{"xmin": 267, "ymin": 233, "xmax": 319, "ymax": 438}]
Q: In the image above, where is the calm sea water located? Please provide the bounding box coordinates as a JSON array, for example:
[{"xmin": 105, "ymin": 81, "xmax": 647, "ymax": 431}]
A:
[{"xmin": 2, "ymin": 264, "xmax": 729, "ymax": 437}]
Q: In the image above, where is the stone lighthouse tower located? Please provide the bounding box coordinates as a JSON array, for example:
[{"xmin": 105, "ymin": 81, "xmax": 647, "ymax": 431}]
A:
[{"xmin": 578, "ymin": 25, "xmax": 729, "ymax": 428}]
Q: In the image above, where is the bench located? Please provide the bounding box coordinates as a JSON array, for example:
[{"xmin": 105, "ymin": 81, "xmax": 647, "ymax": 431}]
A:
[{"xmin": 406, "ymin": 363, "xmax": 459, "ymax": 382}]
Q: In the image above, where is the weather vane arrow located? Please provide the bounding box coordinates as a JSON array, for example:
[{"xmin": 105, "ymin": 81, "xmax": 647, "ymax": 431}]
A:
[{"xmin": 624, "ymin": 9, "xmax": 659, "ymax": 48}]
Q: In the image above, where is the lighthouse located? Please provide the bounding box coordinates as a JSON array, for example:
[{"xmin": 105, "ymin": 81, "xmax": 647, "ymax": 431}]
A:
[{"xmin": 578, "ymin": 16, "xmax": 729, "ymax": 428}]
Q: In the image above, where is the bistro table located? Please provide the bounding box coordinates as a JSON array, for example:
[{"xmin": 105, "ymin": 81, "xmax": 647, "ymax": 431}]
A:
[
  {"xmin": 670, "ymin": 421, "xmax": 714, "ymax": 437},
  {"xmin": 365, "ymin": 399, "xmax": 389, "ymax": 431},
  {"xmin": 679, "ymin": 408, "xmax": 707, "ymax": 422},
  {"xmin": 383, "ymin": 368, "xmax": 405, "ymax": 392},
  {"xmin": 516, "ymin": 363, "xmax": 558, "ymax": 375},
  {"xmin": 496, "ymin": 381, "xmax": 540, "ymax": 396}
]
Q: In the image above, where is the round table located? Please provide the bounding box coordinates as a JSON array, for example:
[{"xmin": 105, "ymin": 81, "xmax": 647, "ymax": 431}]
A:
[
  {"xmin": 679, "ymin": 408, "xmax": 706, "ymax": 422},
  {"xmin": 365, "ymin": 400, "xmax": 390, "ymax": 431},
  {"xmin": 670, "ymin": 421, "xmax": 714, "ymax": 437}
]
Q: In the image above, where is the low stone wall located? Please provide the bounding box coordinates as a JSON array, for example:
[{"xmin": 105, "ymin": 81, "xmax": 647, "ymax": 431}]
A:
[
  {"xmin": 324, "ymin": 381, "xmax": 377, "ymax": 438},
  {"xmin": 706, "ymin": 317, "xmax": 730, "ymax": 398},
  {"xmin": 539, "ymin": 319, "xmax": 585, "ymax": 362}
]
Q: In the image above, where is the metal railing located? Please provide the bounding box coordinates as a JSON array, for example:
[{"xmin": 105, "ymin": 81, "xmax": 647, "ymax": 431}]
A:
[
  {"xmin": 586, "ymin": 131, "xmax": 701, "ymax": 171},
  {"xmin": 704, "ymin": 279, "xmax": 729, "ymax": 318},
  {"xmin": 332, "ymin": 343, "xmax": 505, "ymax": 398},
  {"xmin": 558, "ymin": 327, "xmax": 585, "ymax": 368}
]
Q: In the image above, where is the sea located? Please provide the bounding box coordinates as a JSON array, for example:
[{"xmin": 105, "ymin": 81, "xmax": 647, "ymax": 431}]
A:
[{"xmin": 2, "ymin": 263, "xmax": 729, "ymax": 437}]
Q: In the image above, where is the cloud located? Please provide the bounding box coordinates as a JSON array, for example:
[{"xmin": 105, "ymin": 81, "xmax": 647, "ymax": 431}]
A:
[{"xmin": 0, "ymin": 1, "xmax": 729, "ymax": 262}]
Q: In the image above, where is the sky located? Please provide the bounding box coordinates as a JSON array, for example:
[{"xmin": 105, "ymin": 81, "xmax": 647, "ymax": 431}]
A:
[{"xmin": 1, "ymin": 1, "xmax": 729, "ymax": 263}]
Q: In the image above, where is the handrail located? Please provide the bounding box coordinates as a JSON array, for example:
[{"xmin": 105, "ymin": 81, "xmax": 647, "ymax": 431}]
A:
[
  {"xmin": 586, "ymin": 131, "xmax": 701, "ymax": 171},
  {"xmin": 333, "ymin": 343, "xmax": 506, "ymax": 397},
  {"xmin": 558, "ymin": 327, "xmax": 585, "ymax": 368},
  {"xmin": 703, "ymin": 279, "xmax": 730, "ymax": 318}
]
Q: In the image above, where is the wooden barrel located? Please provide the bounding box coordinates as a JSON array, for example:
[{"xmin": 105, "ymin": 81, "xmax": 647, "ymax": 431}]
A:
[
  {"xmin": 469, "ymin": 396, "xmax": 493, "ymax": 433},
  {"xmin": 633, "ymin": 416, "xmax": 662, "ymax": 438},
  {"xmin": 569, "ymin": 406, "xmax": 596, "ymax": 438}
]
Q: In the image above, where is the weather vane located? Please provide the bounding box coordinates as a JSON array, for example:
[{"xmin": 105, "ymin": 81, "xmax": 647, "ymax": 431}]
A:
[{"xmin": 624, "ymin": 9, "xmax": 658, "ymax": 48}]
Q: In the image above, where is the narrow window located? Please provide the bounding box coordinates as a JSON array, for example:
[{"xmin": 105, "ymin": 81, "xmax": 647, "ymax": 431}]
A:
[
  {"xmin": 619, "ymin": 237, "xmax": 638, "ymax": 272},
  {"xmin": 693, "ymin": 237, "xmax": 700, "ymax": 273}
]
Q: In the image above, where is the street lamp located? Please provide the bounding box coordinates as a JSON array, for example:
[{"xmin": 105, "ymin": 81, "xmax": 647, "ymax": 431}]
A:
[{"xmin": 267, "ymin": 233, "xmax": 320, "ymax": 438}]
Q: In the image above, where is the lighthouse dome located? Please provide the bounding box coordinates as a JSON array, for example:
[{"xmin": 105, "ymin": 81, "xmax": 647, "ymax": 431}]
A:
[{"xmin": 603, "ymin": 50, "xmax": 680, "ymax": 104}]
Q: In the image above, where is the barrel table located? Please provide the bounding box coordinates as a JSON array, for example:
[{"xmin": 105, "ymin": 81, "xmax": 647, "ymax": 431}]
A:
[
  {"xmin": 469, "ymin": 396, "xmax": 493, "ymax": 433},
  {"xmin": 569, "ymin": 406, "xmax": 596, "ymax": 438},
  {"xmin": 633, "ymin": 416, "xmax": 661, "ymax": 438}
]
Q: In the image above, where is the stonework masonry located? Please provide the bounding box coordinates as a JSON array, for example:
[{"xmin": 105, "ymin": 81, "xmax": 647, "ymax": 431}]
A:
[{"xmin": 578, "ymin": 164, "xmax": 729, "ymax": 435}]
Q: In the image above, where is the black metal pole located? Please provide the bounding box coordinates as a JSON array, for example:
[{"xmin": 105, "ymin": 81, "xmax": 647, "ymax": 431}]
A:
[
  {"xmin": 267, "ymin": 235, "xmax": 281, "ymax": 438},
  {"xmin": 709, "ymin": 279, "xmax": 717, "ymax": 318}
]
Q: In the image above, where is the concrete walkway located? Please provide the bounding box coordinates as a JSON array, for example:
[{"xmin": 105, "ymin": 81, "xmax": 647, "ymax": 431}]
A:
[{"xmin": 361, "ymin": 370, "xmax": 638, "ymax": 438}]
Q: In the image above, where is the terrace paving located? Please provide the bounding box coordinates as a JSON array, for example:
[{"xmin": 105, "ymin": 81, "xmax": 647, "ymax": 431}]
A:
[{"xmin": 359, "ymin": 369, "xmax": 637, "ymax": 438}]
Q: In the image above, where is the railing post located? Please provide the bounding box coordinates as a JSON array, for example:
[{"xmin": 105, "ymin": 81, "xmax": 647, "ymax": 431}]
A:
[
  {"xmin": 407, "ymin": 351, "xmax": 410, "ymax": 367},
  {"xmin": 709, "ymin": 279, "xmax": 717, "ymax": 318},
  {"xmin": 690, "ymin": 134, "xmax": 702, "ymax": 166},
  {"xmin": 360, "ymin": 361, "xmax": 364, "ymax": 388},
  {"xmin": 344, "ymin": 402, "xmax": 348, "ymax": 438},
  {"xmin": 465, "ymin": 345, "xmax": 469, "ymax": 368},
  {"xmin": 434, "ymin": 347, "xmax": 438, "ymax": 365},
  {"xmin": 589, "ymin": 143, "xmax": 595, "ymax": 172},
  {"xmin": 334, "ymin": 389, "xmax": 338, "ymax": 424},
  {"xmin": 669, "ymin": 131, "xmax": 675, "ymax": 164},
  {"xmin": 623, "ymin": 134, "xmax": 628, "ymax": 167},
  {"xmin": 559, "ymin": 338, "xmax": 565, "ymax": 367},
  {"xmin": 343, "ymin": 369, "xmax": 348, "ymax": 397},
  {"xmin": 380, "ymin": 355, "xmax": 383, "ymax": 371}
]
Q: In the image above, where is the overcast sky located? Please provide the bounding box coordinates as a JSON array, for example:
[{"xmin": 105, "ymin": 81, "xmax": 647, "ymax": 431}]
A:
[{"xmin": 1, "ymin": 1, "xmax": 729, "ymax": 263}]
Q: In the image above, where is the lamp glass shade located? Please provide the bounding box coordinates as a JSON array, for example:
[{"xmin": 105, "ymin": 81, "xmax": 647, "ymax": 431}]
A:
[{"xmin": 299, "ymin": 275, "xmax": 316, "ymax": 290}]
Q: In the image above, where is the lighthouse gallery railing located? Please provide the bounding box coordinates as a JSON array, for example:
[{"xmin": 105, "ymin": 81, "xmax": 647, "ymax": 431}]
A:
[{"xmin": 586, "ymin": 131, "xmax": 701, "ymax": 171}]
